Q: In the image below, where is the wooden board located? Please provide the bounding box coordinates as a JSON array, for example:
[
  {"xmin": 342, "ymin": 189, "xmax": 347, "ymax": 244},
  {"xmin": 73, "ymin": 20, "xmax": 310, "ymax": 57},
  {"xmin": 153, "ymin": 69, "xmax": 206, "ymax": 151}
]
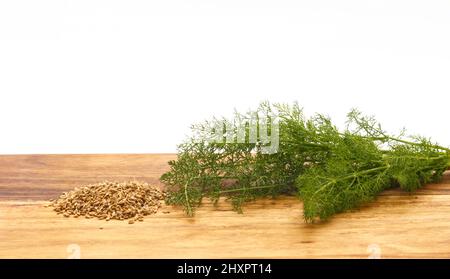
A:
[{"xmin": 1, "ymin": 154, "xmax": 450, "ymax": 259}]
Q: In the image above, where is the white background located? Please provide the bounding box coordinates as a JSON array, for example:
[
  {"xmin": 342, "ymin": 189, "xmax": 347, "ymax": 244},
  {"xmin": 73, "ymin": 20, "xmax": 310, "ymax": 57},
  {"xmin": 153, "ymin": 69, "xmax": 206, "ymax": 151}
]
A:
[{"xmin": 1, "ymin": 0, "xmax": 449, "ymax": 154}]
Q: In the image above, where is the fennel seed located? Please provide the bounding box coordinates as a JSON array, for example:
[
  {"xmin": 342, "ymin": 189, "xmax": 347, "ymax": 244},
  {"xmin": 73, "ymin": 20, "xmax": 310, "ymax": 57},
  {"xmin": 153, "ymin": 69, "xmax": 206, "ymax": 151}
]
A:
[{"xmin": 49, "ymin": 181, "xmax": 165, "ymax": 223}]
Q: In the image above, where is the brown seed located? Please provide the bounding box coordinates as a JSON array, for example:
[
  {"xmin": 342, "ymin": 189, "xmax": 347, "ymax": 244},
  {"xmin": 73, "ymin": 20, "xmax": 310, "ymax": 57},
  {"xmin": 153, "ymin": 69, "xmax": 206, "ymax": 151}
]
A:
[{"xmin": 48, "ymin": 181, "xmax": 164, "ymax": 223}]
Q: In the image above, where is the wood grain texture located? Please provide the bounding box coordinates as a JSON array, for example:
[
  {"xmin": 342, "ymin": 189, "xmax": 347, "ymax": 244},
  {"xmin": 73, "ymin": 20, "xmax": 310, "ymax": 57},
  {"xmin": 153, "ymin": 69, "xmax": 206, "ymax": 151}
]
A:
[{"xmin": 1, "ymin": 154, "xmax": 450, "ymax": 259}]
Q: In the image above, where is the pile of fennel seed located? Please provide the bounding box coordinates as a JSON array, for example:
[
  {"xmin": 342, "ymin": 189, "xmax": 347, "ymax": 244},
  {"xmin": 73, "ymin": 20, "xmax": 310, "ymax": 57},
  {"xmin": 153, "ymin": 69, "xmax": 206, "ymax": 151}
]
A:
[{"xmin": 49, "ymin": 181, "xmax": 165, "ymax": 224}]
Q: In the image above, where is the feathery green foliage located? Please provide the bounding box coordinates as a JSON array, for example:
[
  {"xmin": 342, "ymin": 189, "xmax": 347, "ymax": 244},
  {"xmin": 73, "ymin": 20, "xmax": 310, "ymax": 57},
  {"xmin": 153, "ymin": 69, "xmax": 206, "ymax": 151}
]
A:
[
  {"xmin": 161, "ymin": 103, "xmax": 450, "ymax": 222},
  {"xmin": 298, "ymin": 109, "xmax": 449, "ymax": 221},
  {"xmin": 162, "ymin": 102, "xmax": 319, "ymax": 215}
]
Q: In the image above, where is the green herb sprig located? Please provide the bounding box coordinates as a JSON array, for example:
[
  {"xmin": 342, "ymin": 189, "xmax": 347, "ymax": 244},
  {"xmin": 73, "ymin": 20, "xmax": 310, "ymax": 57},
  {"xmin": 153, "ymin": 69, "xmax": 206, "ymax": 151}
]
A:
[{"xmin": 161, "ymin": 103, "xmax": 450, "ymax": 222}]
